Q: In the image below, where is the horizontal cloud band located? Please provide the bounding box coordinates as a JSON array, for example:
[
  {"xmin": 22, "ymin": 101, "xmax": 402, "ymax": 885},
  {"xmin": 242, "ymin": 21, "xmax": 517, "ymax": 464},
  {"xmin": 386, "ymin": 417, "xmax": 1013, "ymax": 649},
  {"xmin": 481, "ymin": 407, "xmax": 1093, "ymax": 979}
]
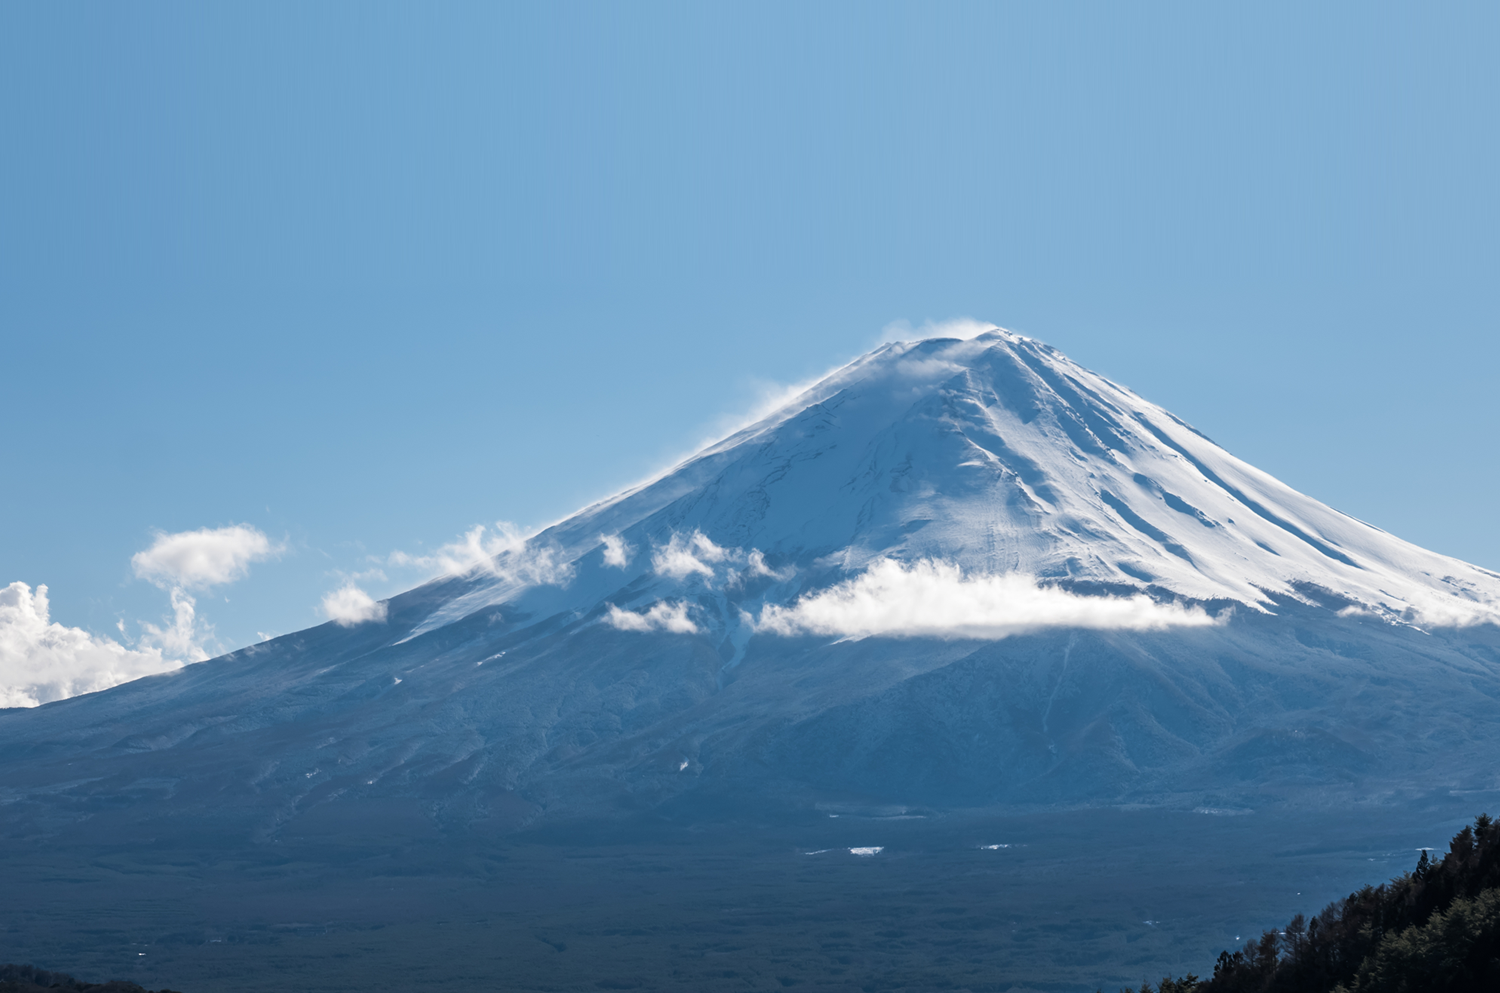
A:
[{"xmin": 755, "ymin": 559, "xmax": 1219, "ymax": 639}]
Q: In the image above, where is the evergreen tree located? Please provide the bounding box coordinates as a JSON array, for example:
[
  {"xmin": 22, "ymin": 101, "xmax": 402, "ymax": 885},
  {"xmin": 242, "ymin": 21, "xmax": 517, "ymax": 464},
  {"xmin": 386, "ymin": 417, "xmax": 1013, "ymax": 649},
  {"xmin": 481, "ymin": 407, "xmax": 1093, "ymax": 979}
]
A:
[{"xmin": 1109, "ymin": 813, "xmax": 1499, "ymax": 993}]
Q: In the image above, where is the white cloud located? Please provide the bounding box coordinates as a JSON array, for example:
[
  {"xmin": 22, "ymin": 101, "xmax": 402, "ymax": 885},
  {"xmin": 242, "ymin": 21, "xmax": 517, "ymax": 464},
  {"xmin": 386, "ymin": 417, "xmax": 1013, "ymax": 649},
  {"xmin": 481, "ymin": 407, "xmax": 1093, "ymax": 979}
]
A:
[
  {"xmin": 322, "ymin": 583, "xmax": 389, "ymax": 626},
  {"xmin": 652, "ymin": 531, "xmax": 729, "ymax": 580},
  {"xmin": 131, "ymin": 524, "xmax": 280, "ymax": 590},
  {"xmin": 755, "ymin": 559, "xmax": 1219, "ymax": 640},
  {"xmin": 603, "ymin": 601, "xmax": 701, "ymax": 634},
  {"xmin": 600, "ymin": 533, "xmax": 633, "ymax": 568},
  {"xmin": 128, "ymin": 524, "xmax": 276, "ymax": 664},
  {"xmin": 389, "ymin": 522, "xmax": 573, "ymax": 587},
  {"xmin": 745, "ymin": 549, "xmax": 795, "ymax": 581},
  {"xmin": 1337, "ymin": 595, "xmax": 1500, "ymax": 630},
  {"xmin": 137, "ymin": 587, "xmax": 212, "ymax": 661},
  {"xmin": 0, "ymin": 581, "xmax": 185, "ymax": 708},
  {"xmin": 645, "ymin": 531, "xmax": 793, "ymax": 589}
]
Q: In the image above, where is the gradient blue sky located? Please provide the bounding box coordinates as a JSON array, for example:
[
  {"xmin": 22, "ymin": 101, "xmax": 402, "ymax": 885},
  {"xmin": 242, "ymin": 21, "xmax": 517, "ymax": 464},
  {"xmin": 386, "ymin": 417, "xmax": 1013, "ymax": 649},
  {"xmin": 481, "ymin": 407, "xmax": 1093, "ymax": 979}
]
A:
[{"xmin": 3, "ymin": 2, "xmax": 1497, "ymax": 656}]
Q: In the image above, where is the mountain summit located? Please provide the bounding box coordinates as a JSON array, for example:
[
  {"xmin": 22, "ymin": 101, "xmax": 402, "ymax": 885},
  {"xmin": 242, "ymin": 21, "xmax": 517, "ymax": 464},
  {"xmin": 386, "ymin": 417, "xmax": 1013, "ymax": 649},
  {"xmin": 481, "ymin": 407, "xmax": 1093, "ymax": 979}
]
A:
[{"xmin": 3, "ymin": 329, "xmax": 1499, "ymax": 834}]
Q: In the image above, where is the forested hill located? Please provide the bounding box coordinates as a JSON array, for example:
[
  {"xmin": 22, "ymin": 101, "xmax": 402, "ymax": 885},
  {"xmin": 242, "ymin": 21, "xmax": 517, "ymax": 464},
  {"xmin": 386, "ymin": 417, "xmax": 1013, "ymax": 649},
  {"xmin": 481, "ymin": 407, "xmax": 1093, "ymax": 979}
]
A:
[{"xmin": 1117, "ymin": 814, "xmax": 1500, "ymax": 993}]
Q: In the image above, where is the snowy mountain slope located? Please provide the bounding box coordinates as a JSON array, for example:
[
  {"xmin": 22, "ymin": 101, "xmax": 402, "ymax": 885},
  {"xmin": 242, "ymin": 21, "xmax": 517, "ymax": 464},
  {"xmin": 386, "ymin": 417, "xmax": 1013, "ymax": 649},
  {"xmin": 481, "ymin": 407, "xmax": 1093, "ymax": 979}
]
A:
[
  {"xmin": 421, "ymin": 328, "xmax": 1500, "ymax": 641},
  {"xmin": 2, "ymin": 328, "xmax": 1499, "ymax": 836}
]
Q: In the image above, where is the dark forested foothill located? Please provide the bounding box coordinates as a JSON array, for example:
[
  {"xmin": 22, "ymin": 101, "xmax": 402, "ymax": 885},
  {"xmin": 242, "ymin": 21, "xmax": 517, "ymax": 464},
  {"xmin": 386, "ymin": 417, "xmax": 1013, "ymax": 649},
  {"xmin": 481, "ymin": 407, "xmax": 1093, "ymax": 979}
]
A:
[
  {"xmin": 1112, "ymin": 814, "xmax": 1500, "ymax": 993},
  {"xmin": 0, "ymin": 964, "xmax": 181, "ymax": 993}
]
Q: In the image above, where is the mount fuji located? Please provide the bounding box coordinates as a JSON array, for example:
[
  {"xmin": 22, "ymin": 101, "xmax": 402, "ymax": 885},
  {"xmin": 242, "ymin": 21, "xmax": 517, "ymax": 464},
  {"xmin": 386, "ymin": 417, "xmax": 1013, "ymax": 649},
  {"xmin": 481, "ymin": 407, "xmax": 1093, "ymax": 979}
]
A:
[{"xmin": 3, "ymin": 328, "xmax": 1499, "ymax": 836}]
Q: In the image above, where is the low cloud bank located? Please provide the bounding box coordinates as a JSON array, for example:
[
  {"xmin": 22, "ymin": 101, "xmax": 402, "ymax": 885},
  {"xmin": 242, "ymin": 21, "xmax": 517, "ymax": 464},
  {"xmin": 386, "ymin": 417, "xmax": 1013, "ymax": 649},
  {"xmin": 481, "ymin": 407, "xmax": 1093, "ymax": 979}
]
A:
[
  {"xmin": 322, "ymin": 583, "xmax": 388, "ymax": 626},
  {"xmin": 0, "ymin": 582, "xmax": 184, "ymax": 708},
  {"xmin": 756, "ymin": 559, "xmax": 1218, "ymax": 640},
  {"xmin": 604, "ymin": 601, "xmax": 700, "ymax": 634}
]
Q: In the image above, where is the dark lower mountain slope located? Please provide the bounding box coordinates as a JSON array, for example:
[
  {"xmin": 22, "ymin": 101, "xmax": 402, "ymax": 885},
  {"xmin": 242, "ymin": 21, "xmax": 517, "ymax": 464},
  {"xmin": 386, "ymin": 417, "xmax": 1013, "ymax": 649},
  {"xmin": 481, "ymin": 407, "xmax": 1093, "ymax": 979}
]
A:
[{"xmin": 2, "ymin": 588, "xmax": 1497, "ymax": 846}]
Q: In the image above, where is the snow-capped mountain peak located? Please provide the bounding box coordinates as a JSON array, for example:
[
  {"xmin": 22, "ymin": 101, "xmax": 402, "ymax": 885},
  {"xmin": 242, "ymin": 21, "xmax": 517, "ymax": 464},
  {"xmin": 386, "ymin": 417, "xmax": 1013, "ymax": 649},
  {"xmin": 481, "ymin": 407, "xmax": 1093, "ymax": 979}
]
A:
[{"xmin": 413, "ymin": 328, "xmax": 1500, "ymax": 642}]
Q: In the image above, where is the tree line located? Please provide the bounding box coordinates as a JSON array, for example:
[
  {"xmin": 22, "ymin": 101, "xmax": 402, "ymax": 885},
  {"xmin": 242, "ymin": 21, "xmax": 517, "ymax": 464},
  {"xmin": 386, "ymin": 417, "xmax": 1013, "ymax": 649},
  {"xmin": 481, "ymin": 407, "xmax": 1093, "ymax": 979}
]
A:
[{"xmin": 1111, "ymin": 813, "xmax": 1500, "ymax": 993}]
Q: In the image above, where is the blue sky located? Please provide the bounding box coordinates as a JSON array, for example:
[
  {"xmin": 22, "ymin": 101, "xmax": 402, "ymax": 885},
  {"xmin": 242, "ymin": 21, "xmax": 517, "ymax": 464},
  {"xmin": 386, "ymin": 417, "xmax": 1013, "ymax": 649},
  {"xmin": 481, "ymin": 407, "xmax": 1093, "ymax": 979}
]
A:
[{"xmin": 2, "ymin": 2, "xmax": 1497, "ymax": 660}]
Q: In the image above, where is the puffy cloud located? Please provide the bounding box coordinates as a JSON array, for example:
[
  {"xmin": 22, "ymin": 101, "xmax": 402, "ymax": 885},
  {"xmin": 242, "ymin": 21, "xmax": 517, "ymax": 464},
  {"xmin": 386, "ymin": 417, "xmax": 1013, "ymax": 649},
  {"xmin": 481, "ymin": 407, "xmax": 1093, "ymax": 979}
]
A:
[
  {"xmin": 646, "ymin": 531, "xmax": 793, "ymax": 589},
  {"xmin": 755, "ymin": 559, "xmax": 1219, "ymax": 640},
  {"xmin": 0, "ymin": 582, "xmax": 184, "ymax": 708},
  {"xmin": 600, "ymin": 533, "xmax": 633, "ymax": 569},
  {"xmin": 137, "ymin": 587, "xmax": 211, "ymax": 661},
  {"xmin": 389, "ymin": 522, "xmax": 573, "ymax": 586},
  {"xmin": 603, "ymin": 601, "xmax": 701, "ymax": 634},
  {"xmin": 131, "ymin": 524, "xmax": 280, "ymax": 590},
  {"xmin": 322, "ymin": 583, "xmax": 388, "ymax": 626},
  {"xmin": 652, "ymin": 531, "xmax": 729, "ymax": 580},
  {"xmin": 745, "ymin": 549, "xmax": 795, "ymax": 581},
  {"xmin": 128, "ymin": 524, "xmax": 276, "ymax": 664}
]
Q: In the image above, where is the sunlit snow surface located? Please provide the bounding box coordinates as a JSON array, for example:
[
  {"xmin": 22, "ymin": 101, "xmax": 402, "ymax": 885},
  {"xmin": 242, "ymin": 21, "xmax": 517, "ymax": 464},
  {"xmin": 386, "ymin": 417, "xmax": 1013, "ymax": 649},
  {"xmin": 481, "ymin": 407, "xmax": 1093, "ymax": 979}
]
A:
[{"xmin": 411, "ymin": 328, "xmax": 1500, "ymax": 643}]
